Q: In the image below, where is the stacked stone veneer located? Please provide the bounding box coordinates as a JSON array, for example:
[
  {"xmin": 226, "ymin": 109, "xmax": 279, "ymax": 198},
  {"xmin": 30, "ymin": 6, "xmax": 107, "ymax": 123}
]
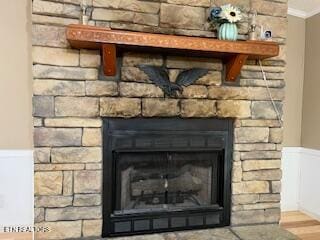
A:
[{"xmin": 32, "ymin": 0, "xmax": 288, "ymax": 239}]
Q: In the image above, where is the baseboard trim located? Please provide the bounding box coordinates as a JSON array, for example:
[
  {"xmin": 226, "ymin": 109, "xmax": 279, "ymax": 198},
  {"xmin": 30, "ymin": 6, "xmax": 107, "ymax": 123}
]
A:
[{"xmin": 299, "ymin": 207, "xmax": 320, "ymax": 221}]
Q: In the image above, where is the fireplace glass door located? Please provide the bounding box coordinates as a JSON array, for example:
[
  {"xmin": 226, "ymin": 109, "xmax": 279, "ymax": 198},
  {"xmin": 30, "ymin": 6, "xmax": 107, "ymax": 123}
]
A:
[{"xmin": 114, "ymin": 151, "xmax": 221, "ymax": 215}]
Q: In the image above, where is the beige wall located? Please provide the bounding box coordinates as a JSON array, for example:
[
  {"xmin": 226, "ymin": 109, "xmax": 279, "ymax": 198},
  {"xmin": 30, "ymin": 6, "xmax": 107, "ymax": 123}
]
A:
[
  {"xmin": 283, "ymin": 15, "xmax": 305, "ymax": 147},
  {"xmin": 301, "ymin": 13, "xmax": 320, "ymax": 150},
  {"xmin": 0, "ymin": 1, "xmax": 310, "ymax": 149},
  {"xmin": 0, "ymin": 0, "xmax": 32, "ymax": 149}
]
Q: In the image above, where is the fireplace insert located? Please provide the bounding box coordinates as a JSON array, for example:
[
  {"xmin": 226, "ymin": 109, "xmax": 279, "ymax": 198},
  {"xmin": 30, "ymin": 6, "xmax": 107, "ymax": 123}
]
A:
[{"xmin": 102, "ymin": 118, "xmax": 233, "ymax": 237}]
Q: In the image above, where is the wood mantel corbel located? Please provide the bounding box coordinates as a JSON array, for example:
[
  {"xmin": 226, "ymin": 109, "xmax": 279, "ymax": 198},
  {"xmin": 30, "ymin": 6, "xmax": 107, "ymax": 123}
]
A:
[
  {"xmin": 225, "ymin": 54, "xmax": 249, "ymax": 82},
  {"xmin": 66, "ymin": 24, "xmax": 279, "ymax": 82},
  {"xmin": 102, "ymin": 43, "xmax": 116, "ymax": 76}
]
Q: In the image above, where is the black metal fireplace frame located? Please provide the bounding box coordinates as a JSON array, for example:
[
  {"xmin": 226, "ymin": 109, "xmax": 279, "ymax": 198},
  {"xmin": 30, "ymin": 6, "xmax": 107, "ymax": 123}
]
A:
[{"xmin": 102, "ymin": 118, "xmax": 233, "ymax": 237}]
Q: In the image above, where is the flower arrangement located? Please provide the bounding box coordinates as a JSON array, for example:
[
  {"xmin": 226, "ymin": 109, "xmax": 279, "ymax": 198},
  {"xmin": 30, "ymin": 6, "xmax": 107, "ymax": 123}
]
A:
[
  {"xmin": 208, "ymin": 4, "xmax": 242, "ymax": 41},
  {"xmin": 209, "ymin": 4, "xmax": 242, "ymax": 26}
]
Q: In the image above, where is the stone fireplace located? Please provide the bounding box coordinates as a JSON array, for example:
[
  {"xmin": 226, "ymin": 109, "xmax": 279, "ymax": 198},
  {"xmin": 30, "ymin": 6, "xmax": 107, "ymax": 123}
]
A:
[{"xmin": 32, "ymin": 0, "xmax": 287, "ymax": 239}]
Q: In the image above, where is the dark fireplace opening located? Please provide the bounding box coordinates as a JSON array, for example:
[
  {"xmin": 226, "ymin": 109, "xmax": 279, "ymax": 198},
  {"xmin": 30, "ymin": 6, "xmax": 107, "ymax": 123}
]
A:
[
  {"xmin": 102, "ymin": 118, "xmax": 233, "ymax": 237},
  {"xmin": 116, "ymin": 151, "xmax": 221, "ymax": 214}
]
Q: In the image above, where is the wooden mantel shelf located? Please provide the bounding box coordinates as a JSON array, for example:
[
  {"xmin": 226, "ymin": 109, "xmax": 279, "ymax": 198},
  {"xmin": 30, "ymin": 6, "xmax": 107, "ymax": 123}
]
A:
[{"xmin": 66, "ymin": 24, "xmax": 279, "ymax": 81}]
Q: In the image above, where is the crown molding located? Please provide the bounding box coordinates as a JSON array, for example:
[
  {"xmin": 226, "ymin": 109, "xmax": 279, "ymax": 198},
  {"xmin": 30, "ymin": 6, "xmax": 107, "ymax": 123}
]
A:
[
  {"xmin": 288, "ymin": 7, "xmax": 307, "ymax": 18},
  {"xmin": 305, "ymin": 6, "xmax": 320, "ymax": 18},
  {"xmin": 288, "ymin": 7, "xmax": 320, "ymax": 19}
]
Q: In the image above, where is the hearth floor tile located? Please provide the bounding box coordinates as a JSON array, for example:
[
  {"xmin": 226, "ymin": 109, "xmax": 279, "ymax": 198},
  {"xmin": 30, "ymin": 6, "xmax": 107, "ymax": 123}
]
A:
[
  {"xmin": 94, "ymin": 228, "xmax": 238, "ymax": 240},
  {"xmin": 110, "ymin": 234, "xmax": 165, "ymax": 240},
  {"xmin": 165, "ymin": 228, "xmax": 240, "ymax": 240},
  {"xmin": 93, "ymin": 225, "xmax": 298, "ymax": 240},
  {"xmin": 231, "ymin": 224, "xmax": 299, "ymax": 240}
]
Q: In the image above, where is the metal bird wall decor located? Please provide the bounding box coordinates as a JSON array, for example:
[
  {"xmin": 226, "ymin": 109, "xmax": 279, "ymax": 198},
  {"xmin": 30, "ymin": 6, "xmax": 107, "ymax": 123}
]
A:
[{"xmin": 139, "ymin": 65, "xmax": 209, "ymax": 98}]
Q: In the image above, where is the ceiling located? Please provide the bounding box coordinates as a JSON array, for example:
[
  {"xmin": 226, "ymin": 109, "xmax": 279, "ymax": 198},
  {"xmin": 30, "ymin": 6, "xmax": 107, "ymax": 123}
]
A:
[{"xmin": 288, "ymin": 0, "xmax": 320, "ymax": 18}]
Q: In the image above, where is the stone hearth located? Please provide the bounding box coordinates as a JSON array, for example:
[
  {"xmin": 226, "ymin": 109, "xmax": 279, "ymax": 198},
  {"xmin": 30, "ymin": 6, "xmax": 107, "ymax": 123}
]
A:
[
  {"xmin": 93, "ymin": 225, "xmax": 297, "ymax": 240},
  {"xmin": 32, "ymin": 0, "xmax": 287, "ymax": 239}
]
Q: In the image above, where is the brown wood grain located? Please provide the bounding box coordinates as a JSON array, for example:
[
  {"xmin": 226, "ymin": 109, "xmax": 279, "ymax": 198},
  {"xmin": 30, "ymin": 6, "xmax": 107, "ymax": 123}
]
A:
[
  {"xmin": 102, "ymin": 44, "xmax": 117, "ymax": 76},
  {"xmin": 225, "ymin": 54, "xmax": 248, "ymax": 81},
  {"xmin": 66, "ymin": 24, "xmax": 279, "ymax": 58},
  {"xmin": 281, "ymin": 211, "xmax": 320, "ymax": 240},
  {"xmin": 0, "ymin": 233, "xmax": 32, "ymax": 240},
  {"xmin": 281, "ymin": 220, "xmax": 320, "ymax": 229},
  {"xmin": 66, "ymin": 24, "xmax": 279, "ymax": 80}
]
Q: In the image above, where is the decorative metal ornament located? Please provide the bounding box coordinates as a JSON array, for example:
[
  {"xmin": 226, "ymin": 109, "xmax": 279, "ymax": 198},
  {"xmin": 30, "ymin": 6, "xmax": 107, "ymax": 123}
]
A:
[{"xmin": 139, "ymin": 65, "xmax": 208, "ymax": 98}]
